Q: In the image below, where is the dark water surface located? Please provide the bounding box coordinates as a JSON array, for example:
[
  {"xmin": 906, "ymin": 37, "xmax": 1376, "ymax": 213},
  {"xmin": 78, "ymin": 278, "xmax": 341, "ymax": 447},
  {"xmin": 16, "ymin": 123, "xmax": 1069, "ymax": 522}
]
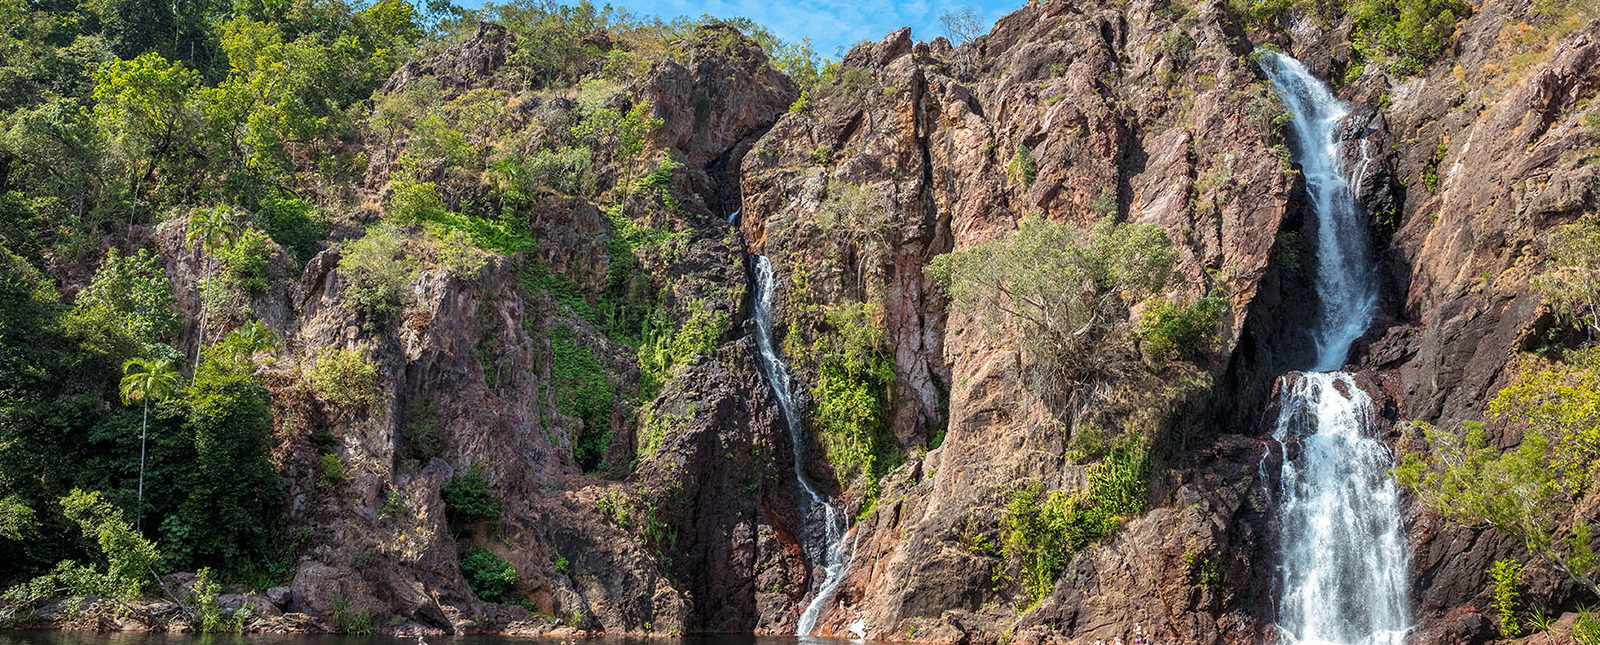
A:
[{"xmin": 0, "ymin": 634, "xmax": 863, "ymax": 645}]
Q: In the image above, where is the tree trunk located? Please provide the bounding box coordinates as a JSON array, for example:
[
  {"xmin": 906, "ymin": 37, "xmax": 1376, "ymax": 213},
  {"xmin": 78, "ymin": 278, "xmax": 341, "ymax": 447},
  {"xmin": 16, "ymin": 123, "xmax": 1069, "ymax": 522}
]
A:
[
  {"xmin": 137, "ymin": 400, "xmax": 148, "ymax": 532},
  {"xmin": 195, "ymin": 255, "xmax": 210, "ymax": 369}
]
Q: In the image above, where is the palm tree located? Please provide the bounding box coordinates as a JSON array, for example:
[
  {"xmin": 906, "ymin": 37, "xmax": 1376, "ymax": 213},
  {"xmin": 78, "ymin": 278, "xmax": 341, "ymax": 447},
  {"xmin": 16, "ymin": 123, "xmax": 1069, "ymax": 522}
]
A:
[
  {"xmin": 186, "ymin": 206, "xmax": 239, "ymax": 368},
  {"xmin": 120, "ymin": 357, "xmax": 181, "ymax": 531}
]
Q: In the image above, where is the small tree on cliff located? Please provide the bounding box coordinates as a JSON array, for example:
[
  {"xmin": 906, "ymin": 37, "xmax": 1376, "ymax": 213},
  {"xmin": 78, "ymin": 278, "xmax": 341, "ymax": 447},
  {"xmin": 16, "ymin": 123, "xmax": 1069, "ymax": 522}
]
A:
[
  {"xmin": 927, "ymin": 216, "xmax": 1175, "ymax": 414},
  {"xmin": 1532, "ymin": 214, "xmax": 1600, "ymax": 341},
  {"xmin": 1395, "ymin": 347, "xmax": 1600, "ymax": 601}
]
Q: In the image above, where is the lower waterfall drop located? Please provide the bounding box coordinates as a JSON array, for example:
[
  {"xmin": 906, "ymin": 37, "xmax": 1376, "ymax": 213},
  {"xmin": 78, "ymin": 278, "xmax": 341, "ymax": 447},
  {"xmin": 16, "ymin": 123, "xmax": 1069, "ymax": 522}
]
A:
[
  {"xmin": 1259, "ymin": 51, "xmax": 1411, "ymax": 645},
  {"xmin": 1272, "ymin": 373, "xmax": 1411, "ymax": 645},
  {"xmin": 748, "ymin": 254, "xmax": 853, "ymax": 636}
]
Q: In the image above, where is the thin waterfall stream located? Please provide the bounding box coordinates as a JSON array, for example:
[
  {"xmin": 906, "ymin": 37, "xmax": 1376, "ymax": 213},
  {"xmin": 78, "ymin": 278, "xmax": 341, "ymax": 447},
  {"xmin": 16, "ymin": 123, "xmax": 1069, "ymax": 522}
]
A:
[
  {"xmin": 748, "ymin": 255, "xmax": 853, "ymax": 636},
  {"xmin": 1259, "ymin": 52, "xmax": 1411, "ymax": 645}
]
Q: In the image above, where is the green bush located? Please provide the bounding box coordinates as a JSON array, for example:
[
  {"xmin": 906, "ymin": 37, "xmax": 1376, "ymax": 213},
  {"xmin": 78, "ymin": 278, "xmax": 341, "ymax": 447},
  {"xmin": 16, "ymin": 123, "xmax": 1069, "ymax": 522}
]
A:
[
  {"xmin": 253, "ymin": 191, "xmax": 324, "ymax": 267},
  {"xmin": 459, "ymin": 546, "xmax": 516, "ymax": 602},
  {"xmin": 1007, "ymin": 144, "xmax": 1036, "ymax": 188},
  {"xmin": 1136, "ymin": 294, "xmax": 1228, "ymax": 367},
  {"xmin": 550, "ymin": 325, "xmax": 614, "ymax": 472},
  {"xmin": 442, "ymin": 462, "xmax": 499, "ymax": 529},
  {"xmin": 317, "ymin": 453, "xmax": 345, "ymax": 489},
  {"xmin": 638, "ymin": 299, "xmax": 730, "ymax": 398},
  {"xmin": 1489, "ymin": 558, "xmax": 1522, "ymax": 636},
  {"xmin": 65, "ymin": 248, "xmax": 180, "ymax": 360},
  {"xmin": 1001, "ymin": 435, "xmax": 1149, "ymax": 604},
  {"xmin": 338, "ymin": 224, "xmax": 421, "ymax": 324},
  {"xmin": 809, "ymin": 301, "xmax": 900, "ymax": 493},
  {"xmin": 59, "ymin": 488, "xmax": 160, "ymax": 599},
  {"xmin": 218, "ymin": 228, "xmax": 276, "ymax": 292},
  {"xmin": 309, "ymin": 347, "xmax": 380, "ymax": 411},
  {"xmin": 179, "ymin": 348, "xmax": 283, "ymax": 572}
]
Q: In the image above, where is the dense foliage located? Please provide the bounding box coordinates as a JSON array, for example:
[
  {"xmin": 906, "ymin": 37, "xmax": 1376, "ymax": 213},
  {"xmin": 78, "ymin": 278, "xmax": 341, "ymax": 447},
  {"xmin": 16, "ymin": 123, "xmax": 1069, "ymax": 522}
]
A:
[{"xmin": 1396, "ymin": 347, "xmax": 1600, "ymax": 600}]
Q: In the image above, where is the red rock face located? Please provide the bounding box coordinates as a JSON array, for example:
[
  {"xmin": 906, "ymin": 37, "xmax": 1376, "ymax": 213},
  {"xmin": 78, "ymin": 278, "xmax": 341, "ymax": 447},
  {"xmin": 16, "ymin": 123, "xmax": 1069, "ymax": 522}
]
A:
[{"xmin": 125, "ymin": 0, "xmax": 1597, "ymax": 638}]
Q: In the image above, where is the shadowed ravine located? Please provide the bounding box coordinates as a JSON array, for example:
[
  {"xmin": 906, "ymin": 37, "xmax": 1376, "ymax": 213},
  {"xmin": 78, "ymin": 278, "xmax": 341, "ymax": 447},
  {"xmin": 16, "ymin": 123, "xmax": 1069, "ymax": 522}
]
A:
[{"xmin": 1259, "ymin": 52, "xmax": 1412, "ymax": 645}]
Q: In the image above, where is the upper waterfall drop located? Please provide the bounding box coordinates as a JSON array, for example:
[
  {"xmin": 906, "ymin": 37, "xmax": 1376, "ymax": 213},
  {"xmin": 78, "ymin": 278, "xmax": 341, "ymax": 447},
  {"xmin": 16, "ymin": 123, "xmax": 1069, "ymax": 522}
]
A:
[
  {"xmin": 748, "ymin": 255, "xmax": 854, "ymax": 636},
  {"xmin": 1259, "ymin": 52, "xmax": 1379, "ymax": 371},
  {"xmin": 1258, "ymin": 50, "xmax": 1411, "ymax": 645}
]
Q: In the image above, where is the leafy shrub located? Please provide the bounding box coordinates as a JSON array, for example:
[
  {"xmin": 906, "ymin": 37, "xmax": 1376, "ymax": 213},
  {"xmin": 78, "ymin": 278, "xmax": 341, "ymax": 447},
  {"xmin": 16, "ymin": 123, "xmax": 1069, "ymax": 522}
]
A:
[
  {"xmin": 339, "ymin": 224, "xmax": 420, "ymax": 324},
  {"xmin": 459, "ymin": 546, "xmax": 516, "ymax": 602},
  {"xmin": 1136, "ymin": 294, "xmax": 1227, "ymax": 367},
  {"xmin": 810, "ymin": 301, "xmax": 900, "ymax": 492},
  {"xmin": 442, "ymin": 462, "xmax": 499, "ymax": 529},
  {"xmin": 386, "ymin": 180, "xmax": 449, "ymax": 224},
  {"xmin": 219, "ymin": 227, "xmax": 276, "ymax": 292},
  {"xmin": 180, "ymin": 348, "xmax": 283, "ymax": 572},
  {"xmin": 1007, "ymin": 145, "xmax": 1037, "ymax": 188},
  {"xmin": 638, "ymin": 299, "xmax": 730, "ymax": 398},
  {"xmin": 1531, "ymin": 214, "xmax": 1600, "ymax": 339},
  {"xmin": 550, "ymin": 325, "xmax": 614, "ymax": 472},
  {"xmin": 65, "ymin": 248, "xmax": 180, "ymax": 360},
  {"xmin": 568, "ymin": 101, "xmax": 661, "ymax": 160},
  {"xmin": 317, "ymin": 453, "xmax": 345, "ymax": 489},
  {"xmin": 1396, "ymin": 347, "xmax": 1600, "ymax": 598},
  {"xmin": 433, "ymin": 227, "xmax": 490, "ymax": 277},
  {"xmin": 59, "ymin": 488, "xmax": 160, "ymax": 599},
  {"xmin": 253, "ymin": 191, "xmax": 324, "ymax": 266},
  {"xmin": 1001, "ymin": 435, "xmax": 1149, "ymax": 604},
  {"xmin": 810, "ymin": 145, "xmax": 833, "ymax": 165},
  {"xmin": 492, "ymin": 146, "xmax": 596, "ymax": 198},
  {"xmin": 1489, "ymin": 558, "xmax": 1522, "ymax": 636},
  {"xmin": 309, "ymin": 347, "xmax": 380, "ymax": 411}
]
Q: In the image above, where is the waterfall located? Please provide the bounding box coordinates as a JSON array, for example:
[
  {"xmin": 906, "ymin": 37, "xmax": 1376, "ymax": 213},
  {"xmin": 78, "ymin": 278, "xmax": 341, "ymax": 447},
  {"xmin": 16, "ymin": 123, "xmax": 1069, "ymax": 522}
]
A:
[
  {"xmin": 1259, "ymin": 51, "xmax": 1411, "ymax": 645},
  {"xmin": 749, "ymin": 254, "xmax": 853, "ymax": 636},
  {"xmin": 1260, "ymin": 52, "xmax": 1377, "ymax": 372}
]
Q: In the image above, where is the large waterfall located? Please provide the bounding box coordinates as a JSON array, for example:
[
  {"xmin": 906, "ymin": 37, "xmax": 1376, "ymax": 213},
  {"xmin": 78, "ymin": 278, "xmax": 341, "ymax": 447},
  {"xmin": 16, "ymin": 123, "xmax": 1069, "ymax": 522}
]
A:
[
  {"xmin": 1259, "ymin": 52, "xmax": 1411, "ymax": 645},
  {"xmin": 749, "ymin": 255, "xmax": 853, "ymax": 636}
]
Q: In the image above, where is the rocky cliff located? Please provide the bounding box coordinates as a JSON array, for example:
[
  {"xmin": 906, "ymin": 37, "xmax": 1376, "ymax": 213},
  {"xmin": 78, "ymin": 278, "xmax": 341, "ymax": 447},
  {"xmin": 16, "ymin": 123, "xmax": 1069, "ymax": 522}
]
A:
[{"xmin": 4, "ymin": 0, "xmax": 1598, "ymax": 640}]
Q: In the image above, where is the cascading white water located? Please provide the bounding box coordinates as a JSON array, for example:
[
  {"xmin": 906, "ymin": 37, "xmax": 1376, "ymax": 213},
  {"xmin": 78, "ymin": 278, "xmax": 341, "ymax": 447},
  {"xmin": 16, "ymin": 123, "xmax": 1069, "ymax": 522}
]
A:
[
  {"xmin": 1259, "ymin": 51, "xmax": 1411, "ymax": 645},
  {"xmin": 749, "ymin": 255, "xmax": 853, "ymax": 636},
  {"xmin": 1261, "ymin": 52, "xmax": 1378, "ymax": 373}
]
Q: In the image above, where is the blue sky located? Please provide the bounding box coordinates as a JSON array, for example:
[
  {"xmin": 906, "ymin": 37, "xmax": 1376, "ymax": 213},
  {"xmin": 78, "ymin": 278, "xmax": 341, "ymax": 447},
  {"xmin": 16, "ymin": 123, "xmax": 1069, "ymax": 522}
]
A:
[{"xmin": 598, "ymin": 0, "xmax": 1020, "ymax": 59}]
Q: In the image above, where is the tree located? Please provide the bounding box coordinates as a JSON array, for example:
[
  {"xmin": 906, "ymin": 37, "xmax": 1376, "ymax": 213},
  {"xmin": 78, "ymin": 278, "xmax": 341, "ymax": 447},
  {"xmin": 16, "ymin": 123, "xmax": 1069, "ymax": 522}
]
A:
[
  {"xmin": 119, "ymin": 357, "xmax": 181, "ymax": 530},
  {"xmin": 939, "ymin": 7, "xmax": 983, "ymax": 45},
  {"xmin": 186, "ymin": 205, "xmax": 240, "ymax": 367},
  {"xmin": 1396, "ymin": 347, "xmax": 1600, "ymax": 601},
  {"xmin": 928, "ymin": 217, "xmax": 1176, "ymax": 408},
  {"xmin": 90, "ymin": 52, "xmax": 201, "ymax": 216},
  {"xmin": 1532, "ymin": 214, "xmax": 1600, "ymax": 341},
  {"xmin": 60, "ymin": 488, "xmax": 160, "ymax": 599},
  {"xmin": 65, "ymin": 247, "xmax": 181, "ymax": 362}
]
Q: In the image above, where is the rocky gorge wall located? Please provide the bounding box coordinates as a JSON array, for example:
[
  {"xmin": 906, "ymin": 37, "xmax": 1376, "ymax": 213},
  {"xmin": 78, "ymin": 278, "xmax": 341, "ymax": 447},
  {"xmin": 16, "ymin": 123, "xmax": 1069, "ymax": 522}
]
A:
[{"xmin": 31, "ymin": 0, "xmax": 1600, "ymax": 641}]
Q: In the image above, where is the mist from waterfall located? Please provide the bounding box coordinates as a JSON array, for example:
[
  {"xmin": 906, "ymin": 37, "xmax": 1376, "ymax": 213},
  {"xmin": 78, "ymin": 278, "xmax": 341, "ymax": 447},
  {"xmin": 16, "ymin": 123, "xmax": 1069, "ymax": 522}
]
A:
[
  {"xmin": 748, "ymin": 255, "xmax": 853, "ymax": 636},
  {"xmin": 1259, "ymin": 51, "xmax": 1411, "ymax": 645}
]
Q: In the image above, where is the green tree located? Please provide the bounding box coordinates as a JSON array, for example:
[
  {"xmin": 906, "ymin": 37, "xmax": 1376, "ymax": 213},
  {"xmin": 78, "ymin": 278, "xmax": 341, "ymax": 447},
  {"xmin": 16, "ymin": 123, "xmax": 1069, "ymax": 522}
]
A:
[
  {"xmin": 1396, "ymin": 348, "xmax": 1600, "ymax": 600},
  {"xmin": 91, "ymin": 52, "xmax": 201, "ymax": 215},
  {"xmin": 65, "ymin": 247, "xmax": 181, "ymax": 362},
  {"xmin": 60, "ymin": 488, "xmax": 160, "ymax": 598},
  {"xmin": 1532, "ymin": 214, "xmax": 1600, "ymax": 340},
  {"xmin": 186, "ymin": 205, "xmax": 240, "ymax": 367},
  {"xmin": 119, "ymin": 357, "xmax": 181, "ymax": 530},
  {"xmin": 928, "ymin": 217, "xmax": 1176, "ymax": 405},
  {"xmin": 177, "ymin": 347, "xmax": 281, "ymax": 571}
]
